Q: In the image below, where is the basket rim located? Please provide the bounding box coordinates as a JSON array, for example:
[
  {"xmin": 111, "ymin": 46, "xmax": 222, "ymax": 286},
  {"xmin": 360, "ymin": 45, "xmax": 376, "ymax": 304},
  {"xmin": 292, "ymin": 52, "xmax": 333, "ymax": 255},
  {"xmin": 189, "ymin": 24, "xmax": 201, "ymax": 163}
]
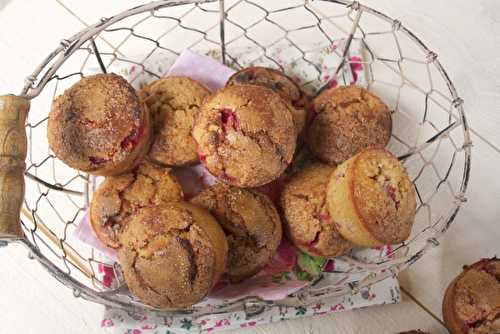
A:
[{"xmin": 16, "ymin": 0, "xmax": 471, "ymax": 317}]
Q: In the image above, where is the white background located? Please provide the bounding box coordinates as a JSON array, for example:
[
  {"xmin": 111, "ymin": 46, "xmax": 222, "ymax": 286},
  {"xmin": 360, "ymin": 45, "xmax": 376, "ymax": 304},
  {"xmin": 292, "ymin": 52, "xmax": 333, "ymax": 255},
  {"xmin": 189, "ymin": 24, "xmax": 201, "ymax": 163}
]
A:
[{"xmin": 0, "ymin": 1, "xmax": 499, "ymax": 333}]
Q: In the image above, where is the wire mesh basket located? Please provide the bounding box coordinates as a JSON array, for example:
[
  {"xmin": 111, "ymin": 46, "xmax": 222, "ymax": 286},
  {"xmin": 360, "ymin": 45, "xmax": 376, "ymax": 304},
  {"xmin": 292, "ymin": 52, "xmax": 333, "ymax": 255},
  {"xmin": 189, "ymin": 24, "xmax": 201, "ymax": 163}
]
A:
[{"xmin": 0, "ymin": 0, "xmax": 471, "ymax": 318}]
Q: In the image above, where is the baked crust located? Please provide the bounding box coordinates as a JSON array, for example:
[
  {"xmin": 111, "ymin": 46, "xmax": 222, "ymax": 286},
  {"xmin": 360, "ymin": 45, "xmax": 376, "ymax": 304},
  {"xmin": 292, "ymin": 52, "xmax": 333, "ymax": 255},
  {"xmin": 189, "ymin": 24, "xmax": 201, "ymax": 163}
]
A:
[
  {"xmin": 140, "ymin": 76, "xmax": 211, "ymax": 166},
  {"xmin": 226, "ymin": 66, "xmax": 309, "ymax": 133},
  {"xmin": 191, "ymin": 183, "xmax": 282, "ymax": 282},
  {"xmin": 307, "ymin": 85, "xmax": 392, "ymax": 164},
  {"xmin": 443, "ymin": 258, "xmax": 500, "ymax": 334},
  {"xmin": 193, "ymin": 85, "xmax": 297, "ymax": 187},
  {"xmin": 90, "ymin": 161, "xmax": 183, "ymax": 248},
  {"xmin": 48, "ymin": 73, "xmax": 151, "ymax": 175},
  {"xmin": 280, "ymin": 163, "xmax": 352, "ymax": 257},
  {"xmin": 118, "ymin": 202, "xmax": 228, "ymax": 309},
  {"xmin": 326, "ymin": 148, "xmax": 416, "ymax": 246}
]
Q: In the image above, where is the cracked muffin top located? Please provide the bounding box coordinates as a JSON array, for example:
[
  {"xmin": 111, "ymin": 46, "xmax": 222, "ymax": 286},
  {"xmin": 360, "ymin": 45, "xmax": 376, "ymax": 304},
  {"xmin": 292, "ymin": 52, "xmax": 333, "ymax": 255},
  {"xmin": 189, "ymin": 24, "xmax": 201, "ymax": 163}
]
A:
[
  {"xmin": 192, "ymin": 85, "xmax": 297, "ymax": 187},
  {"xmin": 48, "ymin": 73, "xmax": 151, "ymax": 176},
  {"xmin": 140, "ymin": 76, "xmax": 211, "ymax": 166},
  {"xmin": 118, "ymin": 202, "xmax": 227, "ymax": 309},
  {"xmin": 90, "ymin": 161, "xmax": 183, "ymax": 249},
  {"xmin": 226, "ymin": 66, "xmax": 309, "ymax": 133},
  {"xmin": 308, "ymin": 85, "xmax": 392, "ymax": 165},
  {"xmin": 280, "ymin": 163, "xmax": 352, "ymax": 258},
  {"xmin": 443, "ymin": 258, "xmax": 500, "ymax": 334},
  {"xmin": 191, "ymin": 183, "xmax": 282, "ymax": 282},
  {"xmin": 327, "ymin": 148, "xmax": 416, "ymax": 246}
]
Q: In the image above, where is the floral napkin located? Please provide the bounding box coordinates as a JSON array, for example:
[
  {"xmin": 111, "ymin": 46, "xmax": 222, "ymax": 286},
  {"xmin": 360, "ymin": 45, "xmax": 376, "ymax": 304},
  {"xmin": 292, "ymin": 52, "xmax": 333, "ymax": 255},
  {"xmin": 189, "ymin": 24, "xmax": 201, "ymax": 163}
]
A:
[
  {"xmin": 102, "ymin": 278, "xmax": 400, "ymax": 333},
  {"xmin": 72, "ymin": 42, "xmax": 401, "ymax": 333}
]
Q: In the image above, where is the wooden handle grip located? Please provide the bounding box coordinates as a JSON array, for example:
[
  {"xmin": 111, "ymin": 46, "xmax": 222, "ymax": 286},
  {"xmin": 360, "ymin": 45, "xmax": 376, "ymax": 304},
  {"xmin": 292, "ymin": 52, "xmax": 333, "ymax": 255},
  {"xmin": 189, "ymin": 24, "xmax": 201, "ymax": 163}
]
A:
[{"xmin": 0, "ymin": 95, "xmax": 29, "ymax": 240}]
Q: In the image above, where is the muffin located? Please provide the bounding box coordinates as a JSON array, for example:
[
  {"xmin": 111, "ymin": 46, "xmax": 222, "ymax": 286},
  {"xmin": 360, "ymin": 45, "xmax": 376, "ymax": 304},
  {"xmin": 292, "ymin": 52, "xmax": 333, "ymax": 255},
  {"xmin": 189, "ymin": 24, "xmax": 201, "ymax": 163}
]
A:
[
  {"xmin": 326, "ymin": 148, "xmax": 416, "ymax": 246},
  {"xmin": 307, "ymin": 85, "xmax": 392, "ymax": 164},
  {"xmin": 48, "ymin": 73, "xmax": 151, "ymax": 176},
  {"xmin": 118, "ymin": 202, "xmax": 228, "ymax": 309},
  {"xmin": 90, "ymin": 161, "xmax": 183, "ymax": 248},
  {"xmin": 280, "ymin": 163, "xmax": 352, "ymax": 258},
  {"xmin": 443, "ymin": 258, "xmax": 500, "ymax": 334},
  {"xmin": 193, "ymin": 85, "xmax": 297, "ymax": 187},
  {"xmin": 139, "ymin": 76, "xmax": 211, "ymax": 166},
  {"xmin": 191, "ymin": 183, "xmax": 282, "ymax": 282},
  {"xmin": 226, "ymin": 66, "xmax": 309, "ymax": 133}
]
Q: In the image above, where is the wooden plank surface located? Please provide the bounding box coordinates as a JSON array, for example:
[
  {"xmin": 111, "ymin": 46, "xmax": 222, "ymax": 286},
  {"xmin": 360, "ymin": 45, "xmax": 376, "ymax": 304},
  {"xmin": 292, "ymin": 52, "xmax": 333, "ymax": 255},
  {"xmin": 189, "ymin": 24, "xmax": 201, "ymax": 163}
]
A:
[
  {"xmin": 0, "ymin": 0, "xmax": 498, "ymax": 333},
  {"xmin": 360, "ymin": 0, "xmax": 500, "ymax": 320},
  {"xmin": 226, "ymin": 293, "xmax": 448, "ymax": 334}
]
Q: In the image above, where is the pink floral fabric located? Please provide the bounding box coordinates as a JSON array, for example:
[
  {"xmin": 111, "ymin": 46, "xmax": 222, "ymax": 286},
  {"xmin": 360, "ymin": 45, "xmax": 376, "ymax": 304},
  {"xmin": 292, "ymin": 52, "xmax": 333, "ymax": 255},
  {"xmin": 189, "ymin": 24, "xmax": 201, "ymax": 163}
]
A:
[
  {"xmin": 102, "ymin": 277, "xmax": 400, "ymax": 333},
  {"xmin": 71, "ymin": 41, "xmax": 400, "ymax": 332}
]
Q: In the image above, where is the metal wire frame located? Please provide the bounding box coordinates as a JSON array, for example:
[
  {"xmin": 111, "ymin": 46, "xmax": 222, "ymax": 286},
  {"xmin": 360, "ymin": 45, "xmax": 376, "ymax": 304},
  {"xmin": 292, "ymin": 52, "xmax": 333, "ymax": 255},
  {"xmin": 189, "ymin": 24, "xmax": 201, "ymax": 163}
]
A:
[{"xmin": 4, "ymin": 0, "xmax": 471, "ymax": 320}]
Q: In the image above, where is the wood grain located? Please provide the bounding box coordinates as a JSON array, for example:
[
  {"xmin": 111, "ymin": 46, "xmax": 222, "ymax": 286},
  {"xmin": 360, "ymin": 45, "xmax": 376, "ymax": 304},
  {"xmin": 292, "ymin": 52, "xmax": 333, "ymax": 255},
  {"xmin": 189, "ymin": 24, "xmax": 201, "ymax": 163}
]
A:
[
  {"xmin": 226, "ymin": 292, "xmax": 448, "ymax": 334},
  {"xmin": 0, "ymin": 1, "xmax": 498, "ymax": 333},
  {"xmin": 0, "ymin": 95, "xmax": 28, "ymax": 240}
]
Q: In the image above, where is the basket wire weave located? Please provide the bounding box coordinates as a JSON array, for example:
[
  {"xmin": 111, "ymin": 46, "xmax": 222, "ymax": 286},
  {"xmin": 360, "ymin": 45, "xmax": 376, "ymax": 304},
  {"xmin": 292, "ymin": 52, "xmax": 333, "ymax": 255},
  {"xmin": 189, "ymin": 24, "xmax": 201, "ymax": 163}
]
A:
[{"xmin": 12, "ymin": 0, "xmax": 471, "ymax": 317}]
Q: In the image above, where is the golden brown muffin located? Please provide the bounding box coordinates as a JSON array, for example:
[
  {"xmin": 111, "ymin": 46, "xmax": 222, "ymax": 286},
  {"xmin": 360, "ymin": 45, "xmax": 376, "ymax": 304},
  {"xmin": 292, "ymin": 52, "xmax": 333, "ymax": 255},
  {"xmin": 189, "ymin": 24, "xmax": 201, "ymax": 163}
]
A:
[
  {"xmin": 307, "ymin": 85, "xmax": 392, "ymax": 165},
  {"xmin": 280, "ymin": 163, "xmax": 352, "ymax": 258},
  {"xmin": 326, "ymin": 149, "xmax": 416, "ymax": 246},
  {"xmin": 48, "ymin": 73, "xmax": 151, "ymax": 176},
  {"xmin": 140, "ymin": 76, "xmax": 211, "ymax": 166},
  {"xmin": 226, "ymin": 66, "xmax": 309, "ymax": 133},
  {"xmin": 191, "ymin": 183, "xmax": 282, "ymax": 282},
  {"xmin": 443, "ymin": 258, "xmax": 500, "ymax": 334},
  {"xmin": 193, "ymin": 85, "xmax": 297, "ymax": 187},
  {"xmin": 90, "ymin": 161, "xmax": 183, "ymax": 248},
  {"xmin": 118, "ymin": 202, "xmax": 228, "ymax": 309}
]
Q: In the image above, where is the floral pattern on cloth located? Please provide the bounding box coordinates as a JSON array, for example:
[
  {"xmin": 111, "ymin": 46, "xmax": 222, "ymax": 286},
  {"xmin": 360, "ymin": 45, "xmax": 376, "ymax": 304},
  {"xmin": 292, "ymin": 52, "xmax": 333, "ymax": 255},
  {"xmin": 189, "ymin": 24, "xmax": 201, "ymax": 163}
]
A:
[
  {"xmin": 102, "ymin": 279, "xmax": 400, "ymax": 333},
  {"xmin": 71, "ymin": 41, "xmax": 399, "ymax": 331}
]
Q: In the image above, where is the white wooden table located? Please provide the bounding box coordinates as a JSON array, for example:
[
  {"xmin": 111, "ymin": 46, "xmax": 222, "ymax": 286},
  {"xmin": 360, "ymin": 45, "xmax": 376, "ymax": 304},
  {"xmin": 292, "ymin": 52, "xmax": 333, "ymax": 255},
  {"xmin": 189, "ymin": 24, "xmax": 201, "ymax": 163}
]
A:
[{"xmin": 0, "ymin": 1, "xmax": 499, "ymax": 333}]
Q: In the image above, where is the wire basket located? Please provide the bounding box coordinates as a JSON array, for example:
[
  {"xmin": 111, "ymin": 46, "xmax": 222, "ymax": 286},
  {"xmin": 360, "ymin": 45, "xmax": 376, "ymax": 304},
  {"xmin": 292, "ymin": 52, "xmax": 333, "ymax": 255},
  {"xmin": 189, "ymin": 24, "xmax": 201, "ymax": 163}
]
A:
[{"xmin": 0, "ymin": 0, "xmax": 471, "ymax": 318}]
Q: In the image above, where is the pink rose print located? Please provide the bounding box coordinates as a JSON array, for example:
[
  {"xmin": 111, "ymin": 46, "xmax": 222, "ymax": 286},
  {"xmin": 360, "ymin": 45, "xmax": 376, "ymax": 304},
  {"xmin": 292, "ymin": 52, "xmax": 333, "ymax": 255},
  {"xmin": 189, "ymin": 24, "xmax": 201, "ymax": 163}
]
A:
[
  {"xmin": 330, "ymin": 303, "xmax": 345, "ymax": 312},
  {"xmin": 97, "ymin": 263, "xmax": 116, "ymax": 288},
  {"xmin": 214, "ymin": 319, "xmax": 231, "ymax": 327},
  {"xmin": 385, "ymin": 245, "xmax": 395, "ymax": 259},
  {"xmin": 323, "ymin": 73, "xmax": 338, "ymax": 89},
  {"xmin": 327, "ymin": 78, "xmax": 338, "ymax": 88},
  {"xmin": 240, "ymin": 321, "xmax": 257, "ymax": 328},
  {"xmin": 325, "ymin": 56, "xmax": 363, "ymax": 87},
  {"xmin": 349, "ymin": 56, "xmax": 363, "ymax": 84},
  {"xmin": 312, "ymin": 303, "xmax": 322, "ymax": 311},
  {"xmin": 100, "ymin": 319, "xmax": 114, "ymax": 327},
  {"xmin": 141, "ymin": 324, "xmax": 156, "ymax": 330},
  {"xmin": 128, "ymin": 329, "xmax": 141, "ymax": 334},
  {"xmin": 323, "ymin": 259, "xmax": 335, "ymax": 272}
]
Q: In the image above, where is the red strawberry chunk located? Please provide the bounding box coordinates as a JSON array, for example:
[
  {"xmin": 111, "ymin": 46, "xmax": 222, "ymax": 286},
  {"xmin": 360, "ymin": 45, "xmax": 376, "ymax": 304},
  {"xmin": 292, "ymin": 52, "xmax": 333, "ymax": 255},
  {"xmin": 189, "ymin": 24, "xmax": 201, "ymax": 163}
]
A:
[
  {"xmin": 220, "ymin": 108, "xmax": 240, "ymax": 131},
  {"xmin": 121, "ymin": 125, "xmax": 144, "ymax": 150},
  {"xmin": 89, "ymin": 156, "xmax": 109, "ymax": 165},
  {"xmin": 384, "ymin": 183, "xmax": 400, "ymax": 209}
]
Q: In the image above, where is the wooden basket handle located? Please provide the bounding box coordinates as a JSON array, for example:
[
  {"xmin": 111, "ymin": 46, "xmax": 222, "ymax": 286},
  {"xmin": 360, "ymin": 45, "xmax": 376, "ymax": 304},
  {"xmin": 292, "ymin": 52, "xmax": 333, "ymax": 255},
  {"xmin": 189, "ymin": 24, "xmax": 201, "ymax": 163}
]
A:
[{"xmin": 0, "ymin": 95, "xmax": 29, "ymax": 241}]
